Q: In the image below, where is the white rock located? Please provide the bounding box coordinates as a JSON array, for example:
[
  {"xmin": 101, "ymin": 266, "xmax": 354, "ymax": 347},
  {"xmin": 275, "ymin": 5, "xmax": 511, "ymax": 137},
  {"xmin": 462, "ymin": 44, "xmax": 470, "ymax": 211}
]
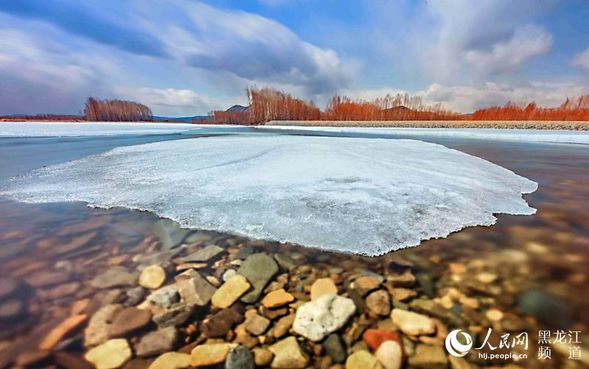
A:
[
  {"xmin": 375, "ymin": 340, "xmax": 403, "ymax": 369},
  {"xmin": 292, "ymin": 294, "xmax": 356, "ymax": 341}
]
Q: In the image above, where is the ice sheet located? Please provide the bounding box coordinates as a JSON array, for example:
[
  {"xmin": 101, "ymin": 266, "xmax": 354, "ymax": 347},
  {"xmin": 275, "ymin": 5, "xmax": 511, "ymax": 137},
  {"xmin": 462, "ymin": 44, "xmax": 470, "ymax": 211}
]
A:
[
  {"xmin": 0, "ymin": 136, "xmax": 538, "ymax": 255},
  {"xmin": 260, "ymin": 126, "xmax": 589, "ymax": 145},
  {"xmin": 0, "ymin": 122, "xmax": 201, "ymax": 137}
]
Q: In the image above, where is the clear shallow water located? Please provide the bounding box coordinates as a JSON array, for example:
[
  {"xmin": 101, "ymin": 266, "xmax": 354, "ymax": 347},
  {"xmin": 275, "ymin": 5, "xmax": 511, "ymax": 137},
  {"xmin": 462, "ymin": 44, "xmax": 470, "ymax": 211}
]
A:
[{"xmin": 0, "ymin": 125, "xmax": 588, "ymax": 367}]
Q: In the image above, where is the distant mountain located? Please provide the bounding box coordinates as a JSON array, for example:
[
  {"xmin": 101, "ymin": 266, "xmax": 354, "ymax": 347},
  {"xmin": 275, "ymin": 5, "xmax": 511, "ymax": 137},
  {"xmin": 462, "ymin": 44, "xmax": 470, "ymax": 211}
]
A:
[
  {"xmin": 226, "ymin": 105, "xmax": 249, "ymax": 113},
  {"xmin": 381, "ymin": 106, "xmax": 456, "ymax": 120}
]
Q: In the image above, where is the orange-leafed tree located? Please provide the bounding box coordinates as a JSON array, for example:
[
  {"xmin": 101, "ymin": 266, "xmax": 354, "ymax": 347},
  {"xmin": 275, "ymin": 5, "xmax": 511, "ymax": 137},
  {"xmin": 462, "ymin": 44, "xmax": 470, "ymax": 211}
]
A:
[
  {"xmin": 471, "ymin": 95, "xmax": 589, "ymax": 121},
  {"xmin": 84, "ymin": 97, "xmax": 153, "ymax": 121}
]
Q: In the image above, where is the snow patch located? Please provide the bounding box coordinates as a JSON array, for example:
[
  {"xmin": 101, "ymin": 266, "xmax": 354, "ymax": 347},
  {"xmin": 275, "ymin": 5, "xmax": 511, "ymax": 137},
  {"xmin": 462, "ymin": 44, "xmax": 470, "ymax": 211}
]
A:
[
  {"xmin": 261, "ymin": 126, "xmax": 589, "ymax": 145},
  {"xmin": 0, "ymin": 135, "xmax": 538, "ymax": 255}
]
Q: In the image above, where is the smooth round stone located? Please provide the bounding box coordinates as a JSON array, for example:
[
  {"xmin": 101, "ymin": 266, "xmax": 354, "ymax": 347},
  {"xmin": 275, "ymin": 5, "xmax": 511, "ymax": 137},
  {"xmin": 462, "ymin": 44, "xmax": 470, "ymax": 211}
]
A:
[
  {"xmin": 268, "ymin": 337, "xmax": 309, "ymax": 369},
  {"xmin": 362, "ymin": 329, "xmax": 401, "ymax": 351},
  {"xmin": 261, "ymin": 288, "xmax": 295, "ymax": 308},
  {"xmin": 310, "ymin": 278, "xmax": 338, "ymax": 300},
  {"xmin": 486, "ymin": 309, "xmax": 504, "ymax": 322},
  {"xmin": 225, "ymin": 345, "xmax": 254, "ymax": 369},
  {"xmin": 346, "ymin": 350, "xmax": 383, "ymax": 369},
  {"xmin": 252, "ymin": 348, "xmax": 273, "ymax": 366},
  {"xmin": 366, "ymin": 290, "xmax": 391, "ymax": 316},
  {"xmin": 375, "ymin": 341, "xmax": 403, "ymax": 369},
  {"xmin": 212, "ymin": 275, "xmax": 251, "ymax": 309},
  {"xmin": 244, "ymin": 313, "xmax": 270, "ymax": 336},
  {"xmin": 85, "ymin": 339, "xmax": 132, "ymax": 369},
  {"xmin": 390, "ymin": 308, "xmax": 435, "ymax": 336},
  {"xmin": 191, "ymin": 343, "xmax": 235, "ymax": 367},
  {"xmin": 110, "ymin": 307, "xmax": 152, "ymax": 337},
  {"xmin": 149, "ymin": 352, "xmax": 191, "ymax": 369},
  {"xmin": 139, "ymin": 265, "xmax": 166, "ymax": 289},
  {"xmin": 136, "ymin": 327, "xmax": 179, "ymax": 357},
  {"xmin": 324, "ymin": 334, "xmax": 346, "ymax": 363}
]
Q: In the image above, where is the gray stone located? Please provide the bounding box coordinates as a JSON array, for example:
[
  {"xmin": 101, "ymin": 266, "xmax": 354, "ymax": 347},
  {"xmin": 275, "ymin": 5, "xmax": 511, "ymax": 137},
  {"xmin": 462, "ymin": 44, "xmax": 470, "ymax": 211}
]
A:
[
  {"xmin": 222, "ymin": 269, "xmax": 237, "ymax": 282},
  {"xmin": 324, "ymin": 334, "xmax": 346, "ymax": 364},
  {"xmin": 153, "ymin": 304, "xmax": 194, "ymax": 327},
  {"xmin": 147, "ymin": 285, "xmax": 180, "ymax": 308},
  {"xmin": 409, "ymin": 299, "xmax": 465, "ymax": 327},
  {"xmin": 183, "ymin": 245, "xmax": 225, "ymax": 262},
  {"xmin": 136, "ymin": 326, "xmax": 178, "ymax": 357},
  {"xmin": 235, "ymin": 247, "xmax": 254, "ymax": 260},
  {"xmin": 237, "ymin": 253, "xmax": 279, "ymax": 303},
  {"xmin": 225, "ymin": 345, "xmax": 254, "ymax": 369},
  {"xmin": 85, "ymin": 304, "xmax": 122, "ymax": 347},
  {"xmin": 244, "ymin": 313, "xmax": 270, "ymax": 336},
  {"xmin": 517, "ymin": 289, "xmax": 573, "ymax": 327},
  {"xmin": 175, "ymin": 269, "xmax": 216, "ymax": 306},
  {"xmin": 90, "ymin": 267, "xmax": 137, "ymax": 289},
  {"xmin": 274, "ymin": 254, "xmax": 297, "ymax": 271},
  {"xmin": 153, "ymin": 219, "xmax": 190, "ymax": 249},
  {"xmin": 137, "ymin": 248, "xmax": 182, "ymax": 267},
  {"xmin": 124, "ymin": 286, "xmax": 146, "ymax": 307},
  {"xmin": 185, "ymin": 231, "xmax": 215, "ymax": 244}
]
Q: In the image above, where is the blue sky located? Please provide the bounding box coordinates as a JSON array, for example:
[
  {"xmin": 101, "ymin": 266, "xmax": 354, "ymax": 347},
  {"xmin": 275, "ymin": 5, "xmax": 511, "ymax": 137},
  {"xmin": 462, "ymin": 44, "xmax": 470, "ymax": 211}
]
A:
[{"xmin": 0, "ymin": 0, "xmax": 588, "ymax": 116}]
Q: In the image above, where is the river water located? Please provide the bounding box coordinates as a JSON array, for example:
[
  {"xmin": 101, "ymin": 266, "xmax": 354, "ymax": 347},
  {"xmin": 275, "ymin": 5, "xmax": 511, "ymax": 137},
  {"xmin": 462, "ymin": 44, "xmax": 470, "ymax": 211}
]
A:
[{"xmin": 0, "ymin": 125, "xmax": 587, "ymax": 368}]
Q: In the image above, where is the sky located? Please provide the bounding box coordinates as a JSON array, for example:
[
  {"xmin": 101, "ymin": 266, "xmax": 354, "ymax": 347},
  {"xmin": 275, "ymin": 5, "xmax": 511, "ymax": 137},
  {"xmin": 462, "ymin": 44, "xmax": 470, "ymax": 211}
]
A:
[{"xmin": 0, "ymin": 0, "xmax": 588, "ymax": 116}]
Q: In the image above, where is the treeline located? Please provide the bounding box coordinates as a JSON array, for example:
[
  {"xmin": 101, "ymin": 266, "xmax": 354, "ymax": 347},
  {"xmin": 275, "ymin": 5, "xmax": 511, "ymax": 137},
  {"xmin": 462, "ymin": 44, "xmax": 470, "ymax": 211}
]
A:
[
  {"xmin": 84, "ymin": 97, "xmax": 153, "ymax": 121},
  {"xmin": 471, "ymin": 96, "xmax": 589, "ymax": 121},
  {"xmin": 209, "ymin": 87, "xmax": 452, "ymax": 124},
  {"xmin": 0, "ymin": 114, "xmax": 83, "ymax": 122},
  {"xmin": 323, "ymin": 94, "xmax": 457, "ymax": 121}
]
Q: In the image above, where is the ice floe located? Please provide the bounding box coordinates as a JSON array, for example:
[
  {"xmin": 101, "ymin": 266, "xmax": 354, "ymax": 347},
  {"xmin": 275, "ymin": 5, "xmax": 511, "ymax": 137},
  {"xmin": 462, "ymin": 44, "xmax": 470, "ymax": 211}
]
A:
[{"xmin": 0, "ymin": 135, "xmax": 538, "ymax": 255}]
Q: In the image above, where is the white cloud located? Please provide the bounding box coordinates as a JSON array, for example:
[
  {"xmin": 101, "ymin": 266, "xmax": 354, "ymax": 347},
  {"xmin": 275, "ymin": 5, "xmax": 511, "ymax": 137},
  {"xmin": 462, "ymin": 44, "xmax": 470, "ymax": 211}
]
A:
[
  {"xmin": 114, "ymin": 87, "xmax": 244, "ymax": 117},
  {"xmin": 0, "ymin": 26, "xmax": 114, "ymax": 114},
  {"xmin": 465, "ymin": 25, "xmax": 552, "ymax": 75},
  {"xmin": 415, "ymin": 0, "xmax": 554, "ymax": 82},
  {"xmin": 418, "ymin": 82, "xmax": 589, "ymax": 112},
  {"xmin": 343, "ymin": 81, "xmax": 589, "ymax": 113},
  {"xmin": 142, "ymin": 1, "xmax": 352, "ymax": 96},
  {"xmin": 572, "ymin": 47, "xmax": 589, "ymax": 72}
]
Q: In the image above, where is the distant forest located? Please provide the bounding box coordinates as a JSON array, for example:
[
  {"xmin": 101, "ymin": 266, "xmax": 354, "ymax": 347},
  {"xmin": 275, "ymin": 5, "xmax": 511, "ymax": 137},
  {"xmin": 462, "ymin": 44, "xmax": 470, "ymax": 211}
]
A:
[
  {"xmin": 2, "ymin": 90, "xmax": 588, "ymax": 124},
  {"xmin": 84, "ymin": 98, "xmax": 153, "ymax": 121},
  {"xmin": 209, "ymin": 87, "xmax": 589, "ymax": 124}
]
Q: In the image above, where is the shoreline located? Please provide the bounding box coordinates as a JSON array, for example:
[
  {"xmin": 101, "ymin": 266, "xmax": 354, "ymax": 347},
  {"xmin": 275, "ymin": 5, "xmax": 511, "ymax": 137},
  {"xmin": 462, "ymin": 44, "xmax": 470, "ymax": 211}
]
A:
[
  {"xmin": 3, "ymin": 119, "xmax": 589, "ymax": 131},
  {"xmin": 265, "ymin": 120, "xmax": 589, "ymax": 130}
]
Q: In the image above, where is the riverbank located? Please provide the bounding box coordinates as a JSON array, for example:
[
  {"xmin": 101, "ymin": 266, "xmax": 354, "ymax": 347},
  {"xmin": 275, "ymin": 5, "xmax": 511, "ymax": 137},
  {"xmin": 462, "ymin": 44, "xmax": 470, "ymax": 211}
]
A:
[{"xmin": 265, "ymin": 120, "xmax": 589, "ymax": 130}]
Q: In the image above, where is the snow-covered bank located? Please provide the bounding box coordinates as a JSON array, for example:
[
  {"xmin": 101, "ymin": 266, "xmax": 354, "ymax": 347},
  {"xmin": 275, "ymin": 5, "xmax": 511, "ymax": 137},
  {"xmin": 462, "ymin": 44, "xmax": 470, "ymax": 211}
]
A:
[
  {"xmin": 0, "ymin": 135, "xmax": 537, "ymax": 256},
  {"xmin": 0, "ymin": 121, "xmax": 202, "ymax": 137},
  {"xmin": 260, "ymin": 125, "xmax": 589, "ymax": 145}
]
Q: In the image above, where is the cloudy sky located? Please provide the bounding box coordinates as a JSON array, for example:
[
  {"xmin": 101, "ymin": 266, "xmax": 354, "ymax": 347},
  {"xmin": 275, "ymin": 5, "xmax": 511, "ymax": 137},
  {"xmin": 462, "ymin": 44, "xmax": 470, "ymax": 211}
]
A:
[{"xmin": 0, "ymin": 0, "xmax": 588, "ymax": 116}]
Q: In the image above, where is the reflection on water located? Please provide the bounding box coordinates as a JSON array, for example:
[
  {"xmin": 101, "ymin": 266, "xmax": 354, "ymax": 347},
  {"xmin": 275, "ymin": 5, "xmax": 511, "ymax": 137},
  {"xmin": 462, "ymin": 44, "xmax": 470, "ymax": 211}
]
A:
[{"xmin": 0, "ymin": 133, "xmax": 588, "ymax": 368}]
